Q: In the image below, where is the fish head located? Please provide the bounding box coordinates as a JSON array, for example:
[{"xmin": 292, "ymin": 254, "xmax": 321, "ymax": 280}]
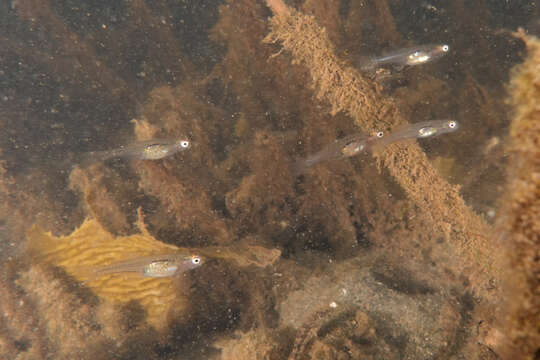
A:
[
  {"xmin": 443, "ymin": 120, "xmax": 459, "ymax": 130},
  {"xmin": 441, "ymin": 120, "xmax": 459, "ymax": 132},
  {"xmin": 181, "ymin": 254, "xmax": 205, "ymax": 271},
  {"xmin": 175, "ymin": 139, "xmax": 191, "ymax": 150},
  {"xmin": 431, "ymin": 44, "xmax": 450, "ymax": 59}
]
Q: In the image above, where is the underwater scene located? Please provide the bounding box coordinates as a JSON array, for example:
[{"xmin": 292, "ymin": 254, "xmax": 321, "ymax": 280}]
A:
[{"xmin": 0, "ymin": 0, "xmax": 539, "ymax": 359}]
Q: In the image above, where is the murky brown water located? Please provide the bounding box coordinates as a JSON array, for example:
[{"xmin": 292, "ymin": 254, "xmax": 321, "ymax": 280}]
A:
[{"xmin": 0, "ymin": 0, "xmax": 537, "ymax": 359}]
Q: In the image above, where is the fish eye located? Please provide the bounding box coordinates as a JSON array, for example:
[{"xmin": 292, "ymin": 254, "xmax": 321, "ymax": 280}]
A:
[
  {"xmin": 442, "ymin": 44, "xmax": 449, "ymax": 52},
  {"xmin": 376, "ymin": 131, "xmax": 384, "ymax": 138},
  {"xmin": 191, "ymin": 256, "xmax": 201, "ymax": 265},
  {"xmin": 180, "ymin": 140, "xmax": 190, "ymax": 148},
  {"xmin": 447, "ymin": 121, "xmax": 457, "ymax": 129}
]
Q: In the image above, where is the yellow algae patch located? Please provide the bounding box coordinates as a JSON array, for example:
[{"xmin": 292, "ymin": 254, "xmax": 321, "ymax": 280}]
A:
[{"xmin": 26, "ymin": 217, "xmax": 191, "ymax": 329}]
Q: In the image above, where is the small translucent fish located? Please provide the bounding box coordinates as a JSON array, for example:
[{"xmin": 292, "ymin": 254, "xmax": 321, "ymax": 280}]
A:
[
  {"xmin": 373, "ymin": 119, "xmax": 459, "ymax": 151},
  {"xmin": 358, "ymin": 44, "xmax": 449, "ymax": 72},
  {"xmin": 86, "ymin": 253, "xmax": 203, "ymax": 279},
  {"xmin": 294, "ymin": 120, "xmax": 458, "ymax": 175},
  {"xmin": 80, "ymin": 138, "xmax": 191, "ymax": 166},
  {"xmin": 293, "ymin": 132, "xmax": 384, "ymax": 175}
]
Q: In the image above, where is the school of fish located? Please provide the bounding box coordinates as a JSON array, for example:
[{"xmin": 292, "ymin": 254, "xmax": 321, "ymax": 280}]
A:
[{"xmin": 63, "ymin": 43, "xmax": 456, "ymax": 279}]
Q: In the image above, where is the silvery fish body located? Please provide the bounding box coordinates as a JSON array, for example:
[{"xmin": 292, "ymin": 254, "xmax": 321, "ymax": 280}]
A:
[
  {"xmin": 80, "ymin": 138, "xmax": 191, "ymax": 165},
  {"xmin": 293, "ymin": 120, "xmax": 459, "ymax": 175},
  {"xmin": 90, "ymin": 253, "xmax": 203, "ymax": 278},
  {"xmin": 374, "ymin": 119, "xmax": 459, "ymax": 150},
  {"xmin": 293, "ymin": 132, "xmax": 382, "ymax": 175},
  {"xmin": 359, "ymin": 44, "xmax": 449, "ymax": 71}
]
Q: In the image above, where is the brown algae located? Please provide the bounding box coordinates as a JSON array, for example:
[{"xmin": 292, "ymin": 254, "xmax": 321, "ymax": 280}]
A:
[
  {"xmin": 264, "ymin": 0, "xmax": 494, "ymax": 292},
  {"xmin": 0, "ymin": 0, "xmax": 535, "ymax": 358},
  {"xmin": 493, "ymin": 32, "xmax": 540, "ymax": 360}
]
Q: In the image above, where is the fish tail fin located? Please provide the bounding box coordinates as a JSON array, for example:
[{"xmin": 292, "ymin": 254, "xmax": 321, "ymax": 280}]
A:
[
  {"xmin": 77, "ymin": 148, "xmax": 126, "ymax": 167},
  {"xmin": 77, "ymin": 151, "xmax": 108, "ymax": 167},
  {"xmin": 291, "ymin": 157, "xmax": 309, "ymax": 177},
  {"xmin": 356, "ymin": 56, "xmax": 375, "ymax": 71}
]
